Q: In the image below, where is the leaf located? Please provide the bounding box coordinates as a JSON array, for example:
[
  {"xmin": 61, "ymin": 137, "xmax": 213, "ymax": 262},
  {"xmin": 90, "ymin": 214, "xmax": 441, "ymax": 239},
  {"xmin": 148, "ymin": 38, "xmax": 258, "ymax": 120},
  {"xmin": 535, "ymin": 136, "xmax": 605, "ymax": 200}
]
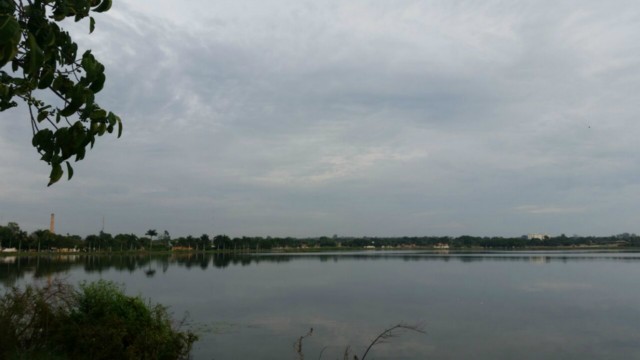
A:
[
  {"xmin": 89, "ymin": 17, "xmax": 95, "ymax": 33},
  {"xmin": 52, "ymin": 10, "xmax": 66, "ymax": 21},
  {"xmin": 89, "ymin": 108, "xmax": 107, "ymax": 120},
  {"xmin": 75, "ymin": 146, "xmax": 86, "ymax": 161},
  {"xmin": 0, "ymin": 14, "xmax": 21, "ymax": 67},
  {"xmin": 48, "ymin": 163, "xmax": 63, "ymax": 186},
  {"xmin": 37, "ymin": 68, "xmax": 55, "ymax": 89},
  {"xmin": 26, "ymin": 32, "xmax": 45, "ymax": 77},
  {"xmin": 60, "ymin": 99, "xmax": 83, "ymax": 117},
  {"xmin": 117, "ymin": 117, "xmax": 123, "ymax": 138},
  {"xmin": 107, "ymin": 111, "xmax": 117, "ymax": 126},
  {"xmin": 66, "ymin": 161, "xmax": 74, "ymax": 180},
  {"xmin": 94, "ymin": 0, "xmax": 112, "ymax": 13},
  {"xmin": 60, "ymin": 88, "xmax": 85, "ymax": 116},
  {"xmin": 37, "ymin": 110, "xmax": 48, "ymax": 122},
  {"xmin": 89, "ymin": 72, "xmax": 105, "ymax": 92},
  {"xmin": 0, "ymin": 15, "xmax": 20, "ymax": 41}
]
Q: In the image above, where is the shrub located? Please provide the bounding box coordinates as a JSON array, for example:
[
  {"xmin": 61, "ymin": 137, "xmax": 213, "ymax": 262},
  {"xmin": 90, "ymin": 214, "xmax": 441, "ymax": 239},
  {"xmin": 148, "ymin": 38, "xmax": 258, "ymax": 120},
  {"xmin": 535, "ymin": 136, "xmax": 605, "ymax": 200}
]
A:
[{"xmin": 0, "ymin": 279, "xmax": 197, "ymax": 360}]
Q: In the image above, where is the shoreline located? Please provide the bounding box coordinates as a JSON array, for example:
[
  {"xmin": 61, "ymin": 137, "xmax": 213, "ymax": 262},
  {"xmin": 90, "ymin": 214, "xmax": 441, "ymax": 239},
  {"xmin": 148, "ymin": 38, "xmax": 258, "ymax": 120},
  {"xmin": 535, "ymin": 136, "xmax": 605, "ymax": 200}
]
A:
[{"xmin": 2, "ymin": 245, "xmax": 640, "ymax": 257}]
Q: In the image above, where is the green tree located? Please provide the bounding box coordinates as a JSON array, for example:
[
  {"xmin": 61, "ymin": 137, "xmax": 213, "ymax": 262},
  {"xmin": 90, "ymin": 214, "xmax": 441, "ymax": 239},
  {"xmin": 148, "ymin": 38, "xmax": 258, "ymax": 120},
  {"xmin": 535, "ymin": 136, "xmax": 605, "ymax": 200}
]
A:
[
  {"xmin": 159, "ymin": 230, "xmax": 171, "ymax": 247},
  {"xmin": 146, "ymin": 229, "xmax": 157, "ymax": 250},
  {"xmin": 114, "ymin": 233, "xmax": 139, "ymax": 251},
  {"xmin": 85, "ymin": 233, "xmax": 99, "ymax": 251},
  {"xmin": 146, "ymin": 229, "xmax": 157, "ymax": 240},
  {"xmin": 198, "ymin": 234, "xmax": 210, "ymax": 251},
  {"xmin": 0, "ymin": 0, "xmax": 121, "ymax": 185},
  {"xmin": 213, "ymin": 234, "xmax": 231, "ymax": 251}
]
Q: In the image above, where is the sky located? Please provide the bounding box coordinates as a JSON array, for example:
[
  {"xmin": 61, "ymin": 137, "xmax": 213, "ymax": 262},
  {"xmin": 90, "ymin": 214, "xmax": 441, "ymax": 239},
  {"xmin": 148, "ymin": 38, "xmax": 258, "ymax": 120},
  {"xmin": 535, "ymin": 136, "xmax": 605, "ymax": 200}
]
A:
[{"xmin": 1, "ymin": 0, "xmax": 640, "ymax": 238}]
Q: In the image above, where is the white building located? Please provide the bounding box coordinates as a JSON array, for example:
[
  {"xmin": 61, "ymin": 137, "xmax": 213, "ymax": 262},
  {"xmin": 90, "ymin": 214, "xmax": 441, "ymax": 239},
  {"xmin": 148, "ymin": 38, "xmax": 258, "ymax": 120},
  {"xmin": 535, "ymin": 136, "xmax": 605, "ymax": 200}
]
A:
[{"xmin": 527, "ymin": 233, "xmax": 548, "ymax": 240}]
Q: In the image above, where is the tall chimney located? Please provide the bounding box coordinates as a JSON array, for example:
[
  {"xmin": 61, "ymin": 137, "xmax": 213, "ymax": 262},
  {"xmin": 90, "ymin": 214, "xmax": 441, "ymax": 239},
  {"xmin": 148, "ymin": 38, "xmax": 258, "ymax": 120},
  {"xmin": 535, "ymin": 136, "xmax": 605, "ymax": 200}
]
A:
[{"xmin": 50, "ymin": 213, "xmax": 55, "ymax": 234}]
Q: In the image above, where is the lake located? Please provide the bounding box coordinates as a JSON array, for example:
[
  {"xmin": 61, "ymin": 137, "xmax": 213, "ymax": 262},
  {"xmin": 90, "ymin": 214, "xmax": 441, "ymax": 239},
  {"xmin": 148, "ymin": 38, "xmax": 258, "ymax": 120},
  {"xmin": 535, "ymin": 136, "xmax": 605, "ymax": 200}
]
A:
[{"xmin": 2, "ymin": 250, "xmax": 640, "ymax": 359}]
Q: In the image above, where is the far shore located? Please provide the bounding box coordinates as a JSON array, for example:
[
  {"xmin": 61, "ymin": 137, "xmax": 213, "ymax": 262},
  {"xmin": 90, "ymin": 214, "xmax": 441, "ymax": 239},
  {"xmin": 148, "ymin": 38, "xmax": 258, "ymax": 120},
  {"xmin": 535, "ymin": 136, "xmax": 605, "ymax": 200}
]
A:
[{"xmin": 2, "ymin": 244, "xmax": 639, "ymax": 257}]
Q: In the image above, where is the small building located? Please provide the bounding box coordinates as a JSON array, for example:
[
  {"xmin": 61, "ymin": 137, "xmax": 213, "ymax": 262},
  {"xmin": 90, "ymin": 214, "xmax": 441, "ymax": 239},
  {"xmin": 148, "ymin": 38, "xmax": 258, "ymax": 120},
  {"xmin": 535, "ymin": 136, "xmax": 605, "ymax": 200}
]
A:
[
  {"xmin": 527, "ymin": 233, "xmax": 549, "ymax": 240},
  {"xmin": 171, "ymin": 246, "xmax": 193, "ymax": 251},
  {"xmin": 54, "ymin": 248, "xmax": 80, "ymax": 253}
]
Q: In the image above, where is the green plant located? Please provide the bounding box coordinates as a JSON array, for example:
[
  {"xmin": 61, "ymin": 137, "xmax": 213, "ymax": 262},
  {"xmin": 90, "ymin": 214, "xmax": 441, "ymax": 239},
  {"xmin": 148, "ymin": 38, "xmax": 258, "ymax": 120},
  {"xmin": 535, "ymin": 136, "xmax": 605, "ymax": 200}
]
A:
[{"xmin": 0, "ymin": 279, "xmax": 197, "ymax": 360}]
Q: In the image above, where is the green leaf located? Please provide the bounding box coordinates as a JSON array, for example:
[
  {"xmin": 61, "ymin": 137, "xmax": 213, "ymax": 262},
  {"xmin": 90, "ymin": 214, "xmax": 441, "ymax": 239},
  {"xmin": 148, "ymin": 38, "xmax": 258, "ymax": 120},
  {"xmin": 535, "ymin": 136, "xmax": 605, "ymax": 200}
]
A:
[
  {"xmin": 107, "ymin": 111, "xmax": 117, "ymax": 126},
  {"xmin": 117, "ymin": 117, "xmax": 123, "ymax": 138},
  {"xmin": 89, "ymin": 108, "xmax": 106, "ymax": 120},
  {"xmin": 75, "ymin": 146, "xmax": 86, "ymax": 161},
  {"xmin": 89, "ymin": 17, "xmax": 95, "ymax": 33},
  {"xmin": 37, "ymin": 110, "xmax": 48, "ymax": 122},
  {"xmin": 60, "ymin": 88, "xmax": 85, "ymax": 116},
  {"xmin": 26, "ymin": 32, "xmax": 45, "ymax": 78},
  {"xmin": 60, "ymin": 100, "xmax": 83, "ymax": 117},
  {"xmin": 0, "ymin": 14, "xmax": 21, "ymax": 67},
  {"xmin": 89, "ymin": 72, "xmax": 105, "ymax": 92},
  {"xmin": 37, "ymin": 68, "xmax": 54, "ymax": 89},
  {"xmin": 48, "ymin": 162, "xmax": 63, "ymax": 186},
  {"xmin": 66, "ymin": 161, "xmax": 74, "ymax": 180},
  {"xmin": 94, "ymin": 0, "xmax": 112, "ymax": 13},
  {"xmin": 0, "ymin": 15, "xmax": 20, "ymax": 42}
]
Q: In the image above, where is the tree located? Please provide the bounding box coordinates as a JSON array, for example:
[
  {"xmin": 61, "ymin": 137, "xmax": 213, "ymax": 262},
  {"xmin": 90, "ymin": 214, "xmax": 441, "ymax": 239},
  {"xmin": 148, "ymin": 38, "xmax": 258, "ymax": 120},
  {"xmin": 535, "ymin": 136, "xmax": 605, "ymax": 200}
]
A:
[
  {"xmin": 159, "ymin": 230, "xmax": 171, "ymax": 247},
  {"xmin": 145, "ymin": 229, "xmax": 157, "ymax": 240},
  {"xmin": 198, "ymin": 234, "xmax": 210, "ymax": 251},
  {"xmin": 145, "ymin": 229, "xmax": 157, "ymax": 250},
  {"xmin": 213, "ymin": 234, "xmax": 231, "ymax": 251},
  {"xmin": 114, "ymin": 233, "xmax": 139, "ymax": 251},
  {"xmin": 0, "ymin": 0, "xmax": 121, "ymax": 185}
]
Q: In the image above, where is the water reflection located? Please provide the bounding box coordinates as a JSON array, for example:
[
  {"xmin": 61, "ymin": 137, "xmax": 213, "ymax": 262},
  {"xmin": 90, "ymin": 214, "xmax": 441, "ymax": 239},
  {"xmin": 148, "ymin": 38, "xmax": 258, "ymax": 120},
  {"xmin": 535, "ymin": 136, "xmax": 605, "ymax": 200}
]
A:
[
  {"xmin": 3, "ymin": 250, "xmax": 640, "ymax": 359},
  {"xmin": 2, "ymin": 250, "xmax": 640, "ymax": 287}
]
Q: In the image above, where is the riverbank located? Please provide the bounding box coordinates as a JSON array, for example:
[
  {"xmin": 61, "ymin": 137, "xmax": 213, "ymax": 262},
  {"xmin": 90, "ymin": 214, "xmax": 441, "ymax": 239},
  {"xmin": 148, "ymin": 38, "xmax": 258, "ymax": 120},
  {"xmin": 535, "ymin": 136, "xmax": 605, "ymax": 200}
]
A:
[{"xmin": 2, "ymin": 244, "xmax": 638, "ymax": 257}]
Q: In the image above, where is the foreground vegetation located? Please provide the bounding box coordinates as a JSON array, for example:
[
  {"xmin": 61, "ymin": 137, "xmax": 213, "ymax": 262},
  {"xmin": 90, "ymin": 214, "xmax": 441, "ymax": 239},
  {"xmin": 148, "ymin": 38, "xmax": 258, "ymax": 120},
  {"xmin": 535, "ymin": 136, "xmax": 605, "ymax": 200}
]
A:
[
  {"xmin": 0, "ymin": 279, "xmax": 197, "ymax": 359},
  {"xmin": 2, "ymin": 221, "xmax": 640, "ymax": 254}
]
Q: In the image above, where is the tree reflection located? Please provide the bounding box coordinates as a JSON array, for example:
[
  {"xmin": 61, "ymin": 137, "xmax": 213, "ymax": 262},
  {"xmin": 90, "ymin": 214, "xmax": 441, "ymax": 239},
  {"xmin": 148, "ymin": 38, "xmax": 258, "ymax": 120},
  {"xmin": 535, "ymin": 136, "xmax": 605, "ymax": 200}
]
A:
[{"xmin": 3, "ymin": 251, "xmax": 640, "ymax": 288}]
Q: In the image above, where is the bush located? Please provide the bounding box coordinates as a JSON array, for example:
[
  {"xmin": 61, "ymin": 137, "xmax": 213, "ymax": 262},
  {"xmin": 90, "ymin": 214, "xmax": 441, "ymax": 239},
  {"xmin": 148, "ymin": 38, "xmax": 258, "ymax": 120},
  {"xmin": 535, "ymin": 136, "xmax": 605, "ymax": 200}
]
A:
[{"xmin": 0, "ymin": 279, "xmax": 197, "ymax": 360}]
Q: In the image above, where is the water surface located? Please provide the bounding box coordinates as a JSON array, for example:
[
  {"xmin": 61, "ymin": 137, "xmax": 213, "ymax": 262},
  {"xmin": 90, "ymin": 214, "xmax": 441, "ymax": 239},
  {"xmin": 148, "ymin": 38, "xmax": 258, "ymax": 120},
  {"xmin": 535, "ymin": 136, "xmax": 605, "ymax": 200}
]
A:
[{"xmin": 2, "ymin": 250, "xmax": 640, "ymax": 359}]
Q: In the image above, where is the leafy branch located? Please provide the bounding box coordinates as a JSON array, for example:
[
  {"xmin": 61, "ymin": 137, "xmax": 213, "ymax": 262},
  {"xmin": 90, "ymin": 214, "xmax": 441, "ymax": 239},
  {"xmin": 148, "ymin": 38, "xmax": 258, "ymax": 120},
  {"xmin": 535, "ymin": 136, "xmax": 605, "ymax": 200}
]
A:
[{"xmin": 0, "ymin": 0, "xmax": 122, "ymax": 185}]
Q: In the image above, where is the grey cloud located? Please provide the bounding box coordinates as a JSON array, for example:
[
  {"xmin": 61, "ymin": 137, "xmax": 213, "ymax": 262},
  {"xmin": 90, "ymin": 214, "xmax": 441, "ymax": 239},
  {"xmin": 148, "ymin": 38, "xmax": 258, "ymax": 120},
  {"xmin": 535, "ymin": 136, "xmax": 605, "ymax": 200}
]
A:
[{"xmin": 2, "ymin": 0, "xmax": 640, "ymax": 237}]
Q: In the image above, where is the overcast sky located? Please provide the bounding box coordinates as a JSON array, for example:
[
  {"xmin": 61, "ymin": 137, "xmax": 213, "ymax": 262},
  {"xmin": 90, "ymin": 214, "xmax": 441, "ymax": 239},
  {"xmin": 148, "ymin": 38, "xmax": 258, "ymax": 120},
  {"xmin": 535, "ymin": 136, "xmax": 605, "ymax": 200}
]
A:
[{"xmin": 2, "ymin": 0, "xmax": 640, "ymax": 238}]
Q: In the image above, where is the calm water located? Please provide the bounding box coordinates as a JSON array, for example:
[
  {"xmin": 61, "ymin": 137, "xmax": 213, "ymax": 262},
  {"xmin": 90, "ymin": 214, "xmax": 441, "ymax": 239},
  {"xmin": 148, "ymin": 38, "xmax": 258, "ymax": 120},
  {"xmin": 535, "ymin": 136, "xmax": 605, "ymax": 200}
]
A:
[{"xmin": 2, "ymin": 250, "xmax": 640, "ymax": 359}]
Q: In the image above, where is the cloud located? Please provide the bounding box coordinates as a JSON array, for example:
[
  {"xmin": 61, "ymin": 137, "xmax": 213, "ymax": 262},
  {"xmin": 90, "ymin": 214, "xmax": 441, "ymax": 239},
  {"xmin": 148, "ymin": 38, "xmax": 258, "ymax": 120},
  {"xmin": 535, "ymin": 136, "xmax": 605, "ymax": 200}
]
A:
[
  {"xmin": 2, "ymin": 0, "xmax": 640, "ymax": 237},
  {"xmin": 514, "ymin": 205, "xmax": 588, "ymax": 215}
]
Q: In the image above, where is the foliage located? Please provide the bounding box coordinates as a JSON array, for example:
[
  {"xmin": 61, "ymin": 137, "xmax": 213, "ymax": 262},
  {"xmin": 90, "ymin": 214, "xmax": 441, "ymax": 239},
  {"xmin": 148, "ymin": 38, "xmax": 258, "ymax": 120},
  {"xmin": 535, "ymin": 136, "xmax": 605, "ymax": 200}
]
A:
[
  {"xmin": 0, "ymin": 279, "xmax": 197, "ymax": 359},
  {"xmin": 0, "ymin": 0, "xmax": 121, "ymax": 185},
  {"xmin": 0, "ymin": 222, "xmax": 26, "ymax": 248},
  {"xmin": 2, "ymin": 220, "xmax": 639, "ymax": 253}
]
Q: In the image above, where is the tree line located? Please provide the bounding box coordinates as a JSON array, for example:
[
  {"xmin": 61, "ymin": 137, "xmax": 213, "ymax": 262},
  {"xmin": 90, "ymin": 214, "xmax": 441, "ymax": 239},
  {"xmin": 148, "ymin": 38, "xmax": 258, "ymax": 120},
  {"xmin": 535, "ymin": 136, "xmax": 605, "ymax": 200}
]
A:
[{"xmin": 2, "ymin": 222, "xmax": 640, "ymax": 253}]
